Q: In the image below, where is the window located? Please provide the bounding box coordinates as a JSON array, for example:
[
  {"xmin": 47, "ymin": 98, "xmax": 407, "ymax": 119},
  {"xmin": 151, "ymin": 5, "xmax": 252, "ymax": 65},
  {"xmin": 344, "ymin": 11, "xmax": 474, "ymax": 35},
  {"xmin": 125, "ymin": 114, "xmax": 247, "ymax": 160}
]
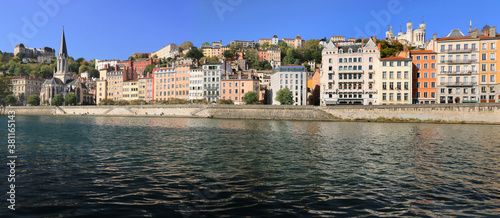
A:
[
  {"xmin": 382, "ymin": 82, "xmax": 387, "ymax": 90},
  {"xmin": 417, "ymin": 82, "xmax": 420, "ymax": 88},
  {"xmin": 431, "ymin": 82, "xmax": 436, "ymax": 88},
  {"xmin": 482, "ymin": 53, "xmax": 487, "ymax": 61},
  {"xmin": 338, "ymin": 58, "xmax": 342, "ymax": 63},
  {"xmin": 491, "ymin": 75, "xmax": 496, "ymax": 83},
  {"xmin": 383, "ymin": 62, "xmax": 387, "ymax": 66},
  {"xmin": 382, "ymin": 72, "xmax": 387, "ymax": 79},
  {"xmin": 491, "ymin": 53, "xmax": 496, "ymax": 60},
  {"xmin": 431, "ymin": 63, "xmax": 436, "ymax": 69},
  {"xmin": 492, "ymin": 43, "xmax": 497, "ymax": 50},
  {"xmin": 405, "ymin": 61, "xmax": 409, "ymax": 66},
  {"xmin": 482, "ymin": 43, "xmax": 487, "ymax": 50},
  {"xmin": 424, "ymin": 82, "xmax": 428, "ymax": 88},
  {"xmin": 416, "ymin": 56, "xmax": 421, "ymax": 60},
  {"xmin": 369, "ymin": 65, "xmax": 373, "ymax": 70},
  {"xmin": 389, "ymin": 93, "xmax": 394, "ymax": 101},
  {"xmin": 382, "ymin": 93, "xmax": 387, "ymax": 100},
  {"xmin": 491, "ymin": 64, "xmax": 496, "ymax": 71},
  {"xmin": 482, "ymin": 64, "xmax": 487, "ymax": 72},
  {"xmin": 404, "ymin": 71, "xmax": 409, "ymax": 79},
  {"xmin": 481, "ymin": 75, "xmax": 487, "ymax": 83},
  {"xmin": 441, "ymin": 45, "xmax": 445, "ymax": 51},
  {"xmin": 404, "ymin": 82, "xmax": 409, "ymax": 90},
  {"xmin": 424, "ymin": 63, "xmax": 428, "ymax": 69},
  {"xmin": 397, "ymin": 71, "xmax": 401, "ymax": 79},
  {"xmin": 389, "ymin": 82, "xmax": 394, "ymax": 90},
  {"xmin": 390, "ymin": 62, "xmax": 394, "ymax": 66},
  {"xmin": 397, "ymin": 61, "xmax": 402, "ymax": 66},
  {"xmin": 369, "ymin": 57, "xmax": 373, "ymax": 62},
  {"xmin": 389, "ymin": 71, "xmax": 394, "ymax": 79}
]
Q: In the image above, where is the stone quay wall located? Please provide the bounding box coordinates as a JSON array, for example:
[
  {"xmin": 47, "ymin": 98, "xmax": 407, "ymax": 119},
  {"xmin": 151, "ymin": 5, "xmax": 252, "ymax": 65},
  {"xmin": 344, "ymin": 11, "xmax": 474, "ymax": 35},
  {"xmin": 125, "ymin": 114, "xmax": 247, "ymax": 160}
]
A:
[{"xmin": 2, "ymin": 103, "xmax": 500, "ymax": 124}]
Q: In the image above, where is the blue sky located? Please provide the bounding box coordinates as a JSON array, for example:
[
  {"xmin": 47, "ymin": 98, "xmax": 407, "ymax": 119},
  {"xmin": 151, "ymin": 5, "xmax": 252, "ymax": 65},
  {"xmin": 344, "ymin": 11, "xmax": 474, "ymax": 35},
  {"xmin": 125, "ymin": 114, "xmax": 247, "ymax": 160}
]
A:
[{"xmin": 1, "ymin": 0, "xmax": 498, "ymax": 61}]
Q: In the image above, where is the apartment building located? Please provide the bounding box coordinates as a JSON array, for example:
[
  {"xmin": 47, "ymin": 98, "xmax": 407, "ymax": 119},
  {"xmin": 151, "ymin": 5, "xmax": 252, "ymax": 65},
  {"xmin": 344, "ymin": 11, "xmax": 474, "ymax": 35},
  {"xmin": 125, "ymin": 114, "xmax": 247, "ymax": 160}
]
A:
[
  {"xmin": 10, "ymin": 76, "xmax": 44, "ymax": 105},
  {"xmin": 123, "ymin": 79, "xmax": 139, "ymax": 101},
  {"xmin": 153, "ymin": 67, "xmax": 175, "ymax": 101},
  {"xmin": 410, "ymin": 50, "xmax": 437, "ymax": 104},
  {"xmin": 436, "ymin": 29, "xmax": 480, "ymax": 103},
  {"xmin": 270, "ymin": 65, "xmax": 308, "ymax": 105},
  {"xmin": 478, "ymin": 27, "xmax": 500, "ymax": 103},
  {"xmin": 378, "ymin": 57, "xmax": 413, "ymax": 105},
  {"xmin": 189, "ymin": 67, "xmax": 204, "ymax": 101},
  {"xmin": 221, "ymin": 72, "xmax": 260, "ymax": 104},
  {"xmin": 320, "ymin": 38, "xmax": 380, "ymax": 106},
  {"xmin": 282, "ymin": 35, "xmax": 305, "ymax": 49}
]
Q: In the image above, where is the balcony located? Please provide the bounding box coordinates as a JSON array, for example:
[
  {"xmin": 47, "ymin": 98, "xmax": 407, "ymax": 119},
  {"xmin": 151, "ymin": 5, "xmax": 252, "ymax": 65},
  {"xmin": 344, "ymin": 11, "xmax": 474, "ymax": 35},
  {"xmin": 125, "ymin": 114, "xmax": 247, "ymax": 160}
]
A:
[
  {"xmin": 440, "ymin": 71, "xmax": 478, "ymax": 75},
  {"xmin": 440, "ymin": 48, "xmax": 477, "ymax": 53},
  {"xmin": 440, "ymin": 82, "xmax": 477, "ymax": 87},
  {"xmin": 440, "ymin": 59, "xmax": 478, "ymax": 64}
]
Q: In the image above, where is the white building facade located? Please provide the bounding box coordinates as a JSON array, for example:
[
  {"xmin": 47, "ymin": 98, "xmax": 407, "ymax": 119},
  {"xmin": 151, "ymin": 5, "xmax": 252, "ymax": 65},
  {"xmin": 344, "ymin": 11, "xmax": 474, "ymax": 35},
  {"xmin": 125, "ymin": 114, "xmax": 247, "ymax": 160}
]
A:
[
  {"xmin": 189, "ymin": 68, "xmax": 204, "ymax": 101},
  {"xmin": 378, "ymin": 57, "xmax": 413, "ymax": 105},
  {"xmin": 270, "ymin": 65, "xmax": 308, "ymax": 105},
  {"xmin": 320, "ymin": 38, "xmax": 380, "ymax": 105}
]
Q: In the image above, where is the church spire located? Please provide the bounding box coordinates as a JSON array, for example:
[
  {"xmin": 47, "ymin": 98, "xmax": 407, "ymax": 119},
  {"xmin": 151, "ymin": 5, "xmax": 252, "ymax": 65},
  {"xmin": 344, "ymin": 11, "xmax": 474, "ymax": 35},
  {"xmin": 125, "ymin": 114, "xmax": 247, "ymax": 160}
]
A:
[{"xmin": 58, "ymin": 27, "xmax": 67, "ymax": 57}]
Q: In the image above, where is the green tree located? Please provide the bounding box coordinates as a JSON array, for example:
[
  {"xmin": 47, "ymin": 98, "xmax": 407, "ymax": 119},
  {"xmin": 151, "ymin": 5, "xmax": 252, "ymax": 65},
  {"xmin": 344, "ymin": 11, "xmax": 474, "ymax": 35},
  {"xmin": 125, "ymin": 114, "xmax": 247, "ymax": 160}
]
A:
[
  {"xmin": 27, "ymin": 94, "xmax": 40, "ymax": 106},
  {"xmin": 223, "ymin": 49, "xmax": 235, "ymax": 60},
  {"xmin": 179, "ymin": 41, "xmax": 194, "ymax": 50},
  {"xmin": 245, "ymin": 49, "xmax": 258, "ymax": 61},
  {"xmin": 98, "ymin": 99, "xmax": 115, "ymax": 105},
  {"xmin": 64, "ymin": 93, "xmax": 77, "ymax": 105},
  {"xmin": 243, "ymin": 91, "xmax": 259, "ymax": 104},
  {"xmin": 262, "ymin": 60, "xmax": 272, "ymax": 70},
  {"xmin": 202, "ymin": 42, "xmax": 210, "ymax": 46},
  {"xmin": 261, "ymin": 42, "xmax": 270, "ymax": 49},
  {"xmin": 152, "ymin": 54, "xmax": 158, "ymax": 59},
  {"xmin": 276, "ymin": 88, "xmax": 294, "ymax": 105},
  {"xmin": 51, "ymin": 94, "xmax": 64, "ymax": 106},
  {"xmin": 16, "ymin": 52, "xmax": 25, "ymax": 59},
  {"xmin": 128, "ymin": 55, "xmax": 136, "ymax": 61},
  {"xmin": 144, "ymin": 64, "xmax": 155, "ymax": 74},
  {"xmin": 185, "ymin": 47, "xmax": 204, "ymax": 60},
  {"xmin": 0, "ymin": 76, "xmax": 12, "ymax": 101},
  {"xmin": 283, "ymin": 48, "xmax": 296, "ymax": 65},
  {"xmin": 5, "ymin": 94, "xmax": 17, "ymax": 105}
]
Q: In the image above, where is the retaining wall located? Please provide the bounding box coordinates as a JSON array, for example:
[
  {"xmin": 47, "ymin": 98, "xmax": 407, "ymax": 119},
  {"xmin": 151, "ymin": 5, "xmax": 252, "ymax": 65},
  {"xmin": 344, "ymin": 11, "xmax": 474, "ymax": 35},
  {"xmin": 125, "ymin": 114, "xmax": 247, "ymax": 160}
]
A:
[{"xmin": 2, "ymin": 103, "xmax": 500, "ymax": 124}]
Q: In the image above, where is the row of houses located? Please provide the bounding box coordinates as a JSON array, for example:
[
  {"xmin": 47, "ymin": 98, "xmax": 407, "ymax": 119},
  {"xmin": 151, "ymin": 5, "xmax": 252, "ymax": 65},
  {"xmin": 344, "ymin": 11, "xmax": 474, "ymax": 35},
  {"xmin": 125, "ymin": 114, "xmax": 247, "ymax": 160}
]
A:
[{"xmin": 320, "ymin": 25, "xmax": 500, "ymax": 105}]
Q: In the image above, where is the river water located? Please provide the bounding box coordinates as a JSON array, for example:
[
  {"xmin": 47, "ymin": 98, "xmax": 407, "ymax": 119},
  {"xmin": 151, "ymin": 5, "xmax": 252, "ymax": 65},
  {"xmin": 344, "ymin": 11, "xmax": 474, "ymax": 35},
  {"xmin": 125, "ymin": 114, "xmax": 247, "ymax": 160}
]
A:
[{"xmin": 1, "ymin": 115, "xmax": 499, "ymax": 217}]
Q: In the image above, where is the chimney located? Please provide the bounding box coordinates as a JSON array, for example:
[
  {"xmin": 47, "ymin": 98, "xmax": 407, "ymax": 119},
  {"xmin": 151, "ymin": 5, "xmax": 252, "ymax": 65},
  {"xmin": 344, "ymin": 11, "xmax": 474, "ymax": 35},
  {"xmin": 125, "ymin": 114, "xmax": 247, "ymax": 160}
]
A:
[
  {"xmin": 433, "ymin": 33, "xmax": 437, "ymax": 40},
  {"xmin": 373, "ymin": 35, "xmax": 377, "ymax": 42},
  {"xmin": 490, "ymin": 26, "xmax": 496, "ymax": 37},
  {"xmin": 377, "ymin": 43, "xmax": 381, "ymax": 50},
  {"xmin": 361, "ymin": 37, "xmax": 364, "ymax": 47}
]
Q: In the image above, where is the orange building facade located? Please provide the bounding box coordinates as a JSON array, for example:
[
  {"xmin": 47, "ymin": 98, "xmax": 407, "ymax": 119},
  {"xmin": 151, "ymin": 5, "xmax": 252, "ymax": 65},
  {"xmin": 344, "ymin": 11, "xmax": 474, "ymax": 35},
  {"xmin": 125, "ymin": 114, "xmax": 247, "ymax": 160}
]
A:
[
  {"xmin": 410, "ymin": 50, "xmax": 438, "ymax": 104},
  {"xmin": 221, "ymin": 73, "xmax": 260, "ymax": 104}
]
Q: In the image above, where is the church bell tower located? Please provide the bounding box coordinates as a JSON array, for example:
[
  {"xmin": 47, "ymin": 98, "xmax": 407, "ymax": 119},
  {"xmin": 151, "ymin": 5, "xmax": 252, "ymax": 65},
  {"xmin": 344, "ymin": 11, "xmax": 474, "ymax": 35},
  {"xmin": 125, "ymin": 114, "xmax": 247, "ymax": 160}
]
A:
[{"xmin": 54, "ymin": 27, "xmax": 70, "ymax": 83}]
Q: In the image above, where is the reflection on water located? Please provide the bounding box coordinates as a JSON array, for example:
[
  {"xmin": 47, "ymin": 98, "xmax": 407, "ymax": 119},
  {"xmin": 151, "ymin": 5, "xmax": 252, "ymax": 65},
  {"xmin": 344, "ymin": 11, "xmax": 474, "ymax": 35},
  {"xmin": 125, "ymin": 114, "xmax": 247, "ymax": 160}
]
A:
[{"xmin": 0, "ymin": 115, "xmax": 499, "ymax": 217}]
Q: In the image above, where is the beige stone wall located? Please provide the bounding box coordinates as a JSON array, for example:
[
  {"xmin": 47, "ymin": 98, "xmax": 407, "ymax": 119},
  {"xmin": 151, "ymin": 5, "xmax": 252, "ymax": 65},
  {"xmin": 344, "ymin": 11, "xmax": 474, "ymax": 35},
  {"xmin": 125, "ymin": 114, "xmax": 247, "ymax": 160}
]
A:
[{"xmin": 2, "ymin": 104, "xmax": 500, "ymax": 124}]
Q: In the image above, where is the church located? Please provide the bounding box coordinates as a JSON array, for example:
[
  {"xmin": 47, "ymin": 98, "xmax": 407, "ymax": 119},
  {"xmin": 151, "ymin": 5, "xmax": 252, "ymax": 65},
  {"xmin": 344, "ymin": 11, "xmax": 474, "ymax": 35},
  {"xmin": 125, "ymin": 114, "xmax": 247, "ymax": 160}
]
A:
[
  {"xmin": 40, "ymin": 29, "xmax": 90, "ymax": 105},
  {"xmin": 385, "ymin": 17, "xmax": 426, "ymax": 48}
]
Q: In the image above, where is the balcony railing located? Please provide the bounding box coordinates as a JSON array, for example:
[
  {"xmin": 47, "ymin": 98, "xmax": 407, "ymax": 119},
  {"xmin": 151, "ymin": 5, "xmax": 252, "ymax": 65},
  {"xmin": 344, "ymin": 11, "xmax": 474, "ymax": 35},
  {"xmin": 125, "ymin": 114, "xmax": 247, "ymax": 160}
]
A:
[
  {"xmin": 440, "ymin": 71, "xmax": 478, "ymax": 75},
  {"xmin": 439, "ymin": 59, "xmax": 478, "ymax": 64},
  {"xmin": 440, "ymin": 48, "xmax": 477, "ymax": 53},
  {"xmin": 440, "ymin": 82, "xmax": 477, "ymax": 87}
]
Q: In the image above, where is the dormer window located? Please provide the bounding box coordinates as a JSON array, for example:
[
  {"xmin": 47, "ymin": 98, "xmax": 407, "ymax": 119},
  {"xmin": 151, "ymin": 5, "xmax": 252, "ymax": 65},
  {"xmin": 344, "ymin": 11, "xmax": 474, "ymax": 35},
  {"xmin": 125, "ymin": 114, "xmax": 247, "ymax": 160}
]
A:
[
  {"xmin": 339, "ymin": 49, "xmax": 343, "ymax": 54},
  {"xmin": 348, "ymin": 49, "xmax": 352, "ymax": 53},
  {"xmin": 358, "ymin": 49, "xmax": 362, "ymax": 53}
]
